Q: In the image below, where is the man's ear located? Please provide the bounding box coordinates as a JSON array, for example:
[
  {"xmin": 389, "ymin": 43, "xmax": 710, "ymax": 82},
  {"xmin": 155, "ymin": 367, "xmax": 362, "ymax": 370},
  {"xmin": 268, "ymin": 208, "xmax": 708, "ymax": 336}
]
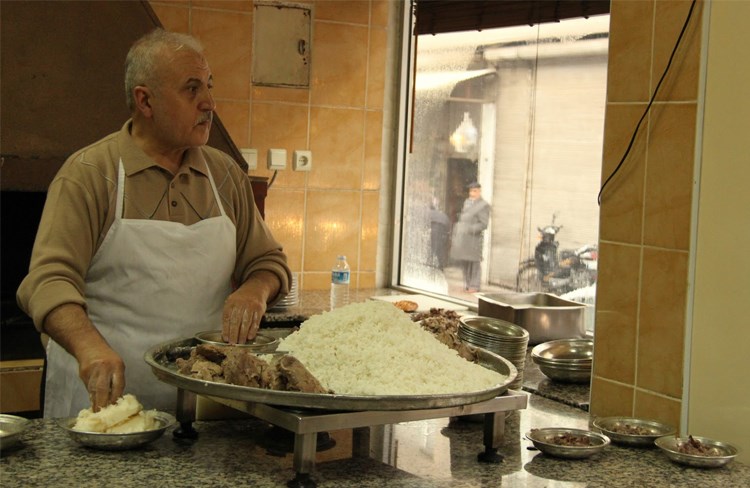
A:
[{"xmin": 133, "ymin": 86, "xmax": 154, "ymax": 117}]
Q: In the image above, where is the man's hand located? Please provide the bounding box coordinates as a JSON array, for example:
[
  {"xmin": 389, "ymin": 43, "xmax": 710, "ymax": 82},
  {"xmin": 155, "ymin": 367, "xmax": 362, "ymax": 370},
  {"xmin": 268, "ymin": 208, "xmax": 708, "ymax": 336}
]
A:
[
  {"xmin": 78, "ymin": 343, "xmax": 125, "ymax": 412},
  {"xmin": 44, "ymin": 303, "xmax": 126, "ymax": 411},
  {"xmin": 221, "ymin": 271, "xmax": 281, "ymax": 344}
]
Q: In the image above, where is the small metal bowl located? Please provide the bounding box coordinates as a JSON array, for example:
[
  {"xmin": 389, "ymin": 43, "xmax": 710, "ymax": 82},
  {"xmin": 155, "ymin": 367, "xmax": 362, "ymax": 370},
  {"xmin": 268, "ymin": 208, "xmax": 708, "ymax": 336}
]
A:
[
  {"xmin": 526, "ymin": 427, "xmax": 610, "ymax": 459},
  {"xmin": 0, "ymin": 414, "xmax": 30, "ymax": 451},
  {"xmin": 593, "ymin": 417, "xmax": 675, "ymax": 447},
  {"xmin": 194, "ymin": 330, "xmax": 279, "ymax": 352},
  {"xmin": 57, "ymin": 411, "xmax": 176, "ymax": 451},
  {"xmin": 655, "ymin": 435, "xmax": 740, "ymax": 468},
  {"xmin": 534, "ymin": 362, "xmax": 592, "ymax": 383},
  {"xmin": 531, "ymin": 339, "xmax": 594, "ymax": 363}
]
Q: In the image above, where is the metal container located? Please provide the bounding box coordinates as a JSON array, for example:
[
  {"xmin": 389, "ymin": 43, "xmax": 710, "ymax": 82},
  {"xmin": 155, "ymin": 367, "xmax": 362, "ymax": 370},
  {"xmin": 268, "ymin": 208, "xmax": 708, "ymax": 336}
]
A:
[
  {"xmin": 655, "ymin": 435, "xmax": 739, "ymax": 468},
  {"xmin": 57, "ymin": 411, "xmax": 176, "ymax": 451},
  {"xmin": 593, "ymin": 417, "xmax": 676, "ymax": 447},
  {"xmin": 525, "ymin": 427, "xmax": 610, "ymax": 459},
  {"xmin": 477, "ymin": 292, "xmax": 587, "ymax": 345}
]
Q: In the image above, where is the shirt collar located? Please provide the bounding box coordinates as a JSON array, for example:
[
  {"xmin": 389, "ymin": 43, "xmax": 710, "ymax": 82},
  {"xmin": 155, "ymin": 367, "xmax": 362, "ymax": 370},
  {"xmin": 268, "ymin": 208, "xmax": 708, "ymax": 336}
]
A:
[{"xmin": 118, "ymin": 120, "xmax": 209, "ymax": 177}]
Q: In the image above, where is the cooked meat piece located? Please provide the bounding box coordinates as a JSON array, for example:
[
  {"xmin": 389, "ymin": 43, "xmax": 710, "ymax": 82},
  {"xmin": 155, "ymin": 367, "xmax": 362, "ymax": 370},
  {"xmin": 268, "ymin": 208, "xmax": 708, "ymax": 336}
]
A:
[
  {"xmin": 678, "ymin": 435, "xmax": 722, "ymax": 456},
  {"xmin": 261, "ymin": 360, "xmax": 284, "ymax": 390},
  {"xmin": 176, "ymin": 355, "xmax": 198, "ymax": 375},
  {"xmin": 190, "ymin": 358, "xmax": 224, "ymax": 382},
  {"xmin": 221, "ymin": 349, "xmax": 268, "ymax": 388},
  {"xmin": 611, "ymin": 423, "xmax": 652, "ymax": 436},
  {"xmin": 550, "ymin": 432, "xmax": 591, "ymax": 447},
  {"xmin": 195, "ymin": 343, "xmax": 230, "ymax": 363},
  {"xmin": 394, "ymin": 300, "xmax": 418, "ymax": 312},
  {"xmin": 274, "ymin": 355, "xmax": 330, "ymax": 394}
]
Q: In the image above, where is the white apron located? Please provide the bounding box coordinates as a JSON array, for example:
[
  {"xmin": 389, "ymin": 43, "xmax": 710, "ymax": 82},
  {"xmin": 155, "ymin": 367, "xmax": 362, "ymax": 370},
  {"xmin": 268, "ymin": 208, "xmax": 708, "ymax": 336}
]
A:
[{"xmin": 44, "ymin": 160, "xmax": 236, "ymax": 418}]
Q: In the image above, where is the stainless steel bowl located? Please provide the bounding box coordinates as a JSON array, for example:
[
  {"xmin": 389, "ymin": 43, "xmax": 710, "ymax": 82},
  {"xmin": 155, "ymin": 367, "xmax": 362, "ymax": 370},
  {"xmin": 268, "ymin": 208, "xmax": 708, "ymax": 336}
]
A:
[
  {"xmin": 655, "ymin": 435, "xmax": 740, "ymax": 468},
  {"xmin": 593, "ymin": 417, "xmax": 675, "ymax": 447},
  {"xmin": 531, "ymin": 339, "xmax": 593, "ymax": 383},
  {"xmin": 194, "ymin": 330, "xmax": 279, "ymax": 352},
  {"xmin": 57, "ymin": 411, "xmax": 176, "ymax": 451},
  {"xmin": 535, "ymin": 362, "xmax": 591, "ymax": 383},
  {"xmin": 0, "ymin": 414, "xmax": 30, "ymax": 451},
  {"xmin": 526, "ymin": 427, "xmax": 610, "ymax": 459},
  {"xmin": 531, "ymin": 339, "xmax": 593, "ymax": 363}
]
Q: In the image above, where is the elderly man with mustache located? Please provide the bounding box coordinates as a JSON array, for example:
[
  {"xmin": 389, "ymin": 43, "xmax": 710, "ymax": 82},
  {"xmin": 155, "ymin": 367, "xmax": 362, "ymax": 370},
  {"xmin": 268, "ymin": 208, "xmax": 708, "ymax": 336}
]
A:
[{"xmin": 17, "ymin": 29, "xmax": 291, "ymax": 418}]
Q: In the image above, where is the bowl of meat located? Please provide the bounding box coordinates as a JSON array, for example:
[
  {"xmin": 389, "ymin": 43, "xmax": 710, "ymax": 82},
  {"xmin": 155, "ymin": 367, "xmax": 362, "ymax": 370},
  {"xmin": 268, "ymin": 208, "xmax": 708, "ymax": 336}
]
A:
[
  {"xmin": 526, "ymin": 427, "xmax": 610, "ymax": 459},
  {"xmin": 0, "ymin": 414, "xmax": 30, "ymax": 451},
  {"xmin": 592, "ymin": 417, "xmax": 675, "ymax": 447},
  {"xmin": 655, "ymin": 435, "xmax": 740, "ymax": 468}
]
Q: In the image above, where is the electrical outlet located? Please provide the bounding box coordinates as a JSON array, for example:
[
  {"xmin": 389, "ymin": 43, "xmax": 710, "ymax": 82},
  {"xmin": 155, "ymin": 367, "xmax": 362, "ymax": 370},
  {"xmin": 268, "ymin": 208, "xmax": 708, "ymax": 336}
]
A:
[
  {"xmin": 267, "ymin": 149, "xmax": 287, "ymax": 170},
  {"xmin": 240, "ymin": 148, "xmax": 257, "ymax": 170},
  {"xmin": 293, "ymin": 150, "xmax": 312, "ymax": 171}
]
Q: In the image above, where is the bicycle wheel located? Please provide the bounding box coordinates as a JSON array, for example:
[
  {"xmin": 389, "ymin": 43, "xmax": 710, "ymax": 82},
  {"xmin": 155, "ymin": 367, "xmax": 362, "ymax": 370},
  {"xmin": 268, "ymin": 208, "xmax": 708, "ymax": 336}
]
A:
[{"xmin": 516, "ymin": 261, "xmax": 544, "ymax": 292}]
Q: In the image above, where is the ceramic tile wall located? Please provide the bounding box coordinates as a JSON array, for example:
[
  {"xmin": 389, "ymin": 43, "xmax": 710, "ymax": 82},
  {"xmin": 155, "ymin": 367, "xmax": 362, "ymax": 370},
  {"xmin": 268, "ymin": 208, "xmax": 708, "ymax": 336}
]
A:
[
  {"xmin": 590, "ymin": 0, "xmax": 702, "ymax": 430},
  {"xmin": 150, "ymin": 0, "xmax": 391, "ymax": 291}
]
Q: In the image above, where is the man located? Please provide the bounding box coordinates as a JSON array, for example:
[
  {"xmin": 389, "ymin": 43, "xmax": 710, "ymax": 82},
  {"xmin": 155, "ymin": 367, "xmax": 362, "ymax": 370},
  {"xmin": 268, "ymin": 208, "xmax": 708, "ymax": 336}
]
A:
[
  {"xmin": 16, "ymin": 29, "xmax": 291, "ymax": 418},
  {"xmin": 449, "ymin": 182, "xmax": 490, "ymax": 293}
]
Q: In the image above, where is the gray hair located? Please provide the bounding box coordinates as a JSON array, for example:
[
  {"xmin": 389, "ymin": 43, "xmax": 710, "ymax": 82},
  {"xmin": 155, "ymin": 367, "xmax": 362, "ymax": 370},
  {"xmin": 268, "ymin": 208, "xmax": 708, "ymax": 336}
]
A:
[{"xmin": 124, "ymin": 28, "xmax": 204, "ymax": 111}]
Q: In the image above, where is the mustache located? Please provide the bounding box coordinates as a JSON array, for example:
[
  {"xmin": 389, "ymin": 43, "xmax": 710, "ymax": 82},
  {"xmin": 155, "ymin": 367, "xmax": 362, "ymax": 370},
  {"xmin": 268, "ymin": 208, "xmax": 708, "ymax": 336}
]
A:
[{"xmin": 196, "ymin": 112, "xmax": 213, "ymax": 125}]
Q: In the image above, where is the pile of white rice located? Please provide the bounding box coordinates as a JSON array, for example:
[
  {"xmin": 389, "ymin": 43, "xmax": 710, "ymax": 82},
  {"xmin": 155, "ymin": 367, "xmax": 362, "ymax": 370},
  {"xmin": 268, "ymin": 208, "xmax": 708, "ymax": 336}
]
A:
[{"xmin": 275, "ymin": 300, "xmax": 507, "ymax": 396}]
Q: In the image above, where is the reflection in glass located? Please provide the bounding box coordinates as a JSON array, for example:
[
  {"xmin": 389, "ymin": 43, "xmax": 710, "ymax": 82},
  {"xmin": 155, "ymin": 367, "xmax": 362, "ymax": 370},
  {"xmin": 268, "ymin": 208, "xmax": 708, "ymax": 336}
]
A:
[{"xmin": 399, "ymin": 15, "xmax": 609, "ymax": 318}]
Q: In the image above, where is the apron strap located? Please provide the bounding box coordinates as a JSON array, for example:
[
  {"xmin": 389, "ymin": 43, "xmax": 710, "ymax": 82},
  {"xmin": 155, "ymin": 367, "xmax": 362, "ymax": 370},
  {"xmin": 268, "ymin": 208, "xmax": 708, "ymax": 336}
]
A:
[{"xmin": 115, "ymin": 160, "xmax": 126, "ymax": 220}]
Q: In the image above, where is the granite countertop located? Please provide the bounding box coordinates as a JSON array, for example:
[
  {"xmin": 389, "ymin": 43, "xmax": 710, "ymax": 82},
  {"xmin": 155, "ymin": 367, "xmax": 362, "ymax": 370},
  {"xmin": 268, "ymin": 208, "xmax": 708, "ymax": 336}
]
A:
[
  {"xmin": 4, "ymin": 290, "xmax": 746, "ymax": 486},
  {"xmin": 3, "ymin": 394, "xmax": 748, "ymax": 487}
]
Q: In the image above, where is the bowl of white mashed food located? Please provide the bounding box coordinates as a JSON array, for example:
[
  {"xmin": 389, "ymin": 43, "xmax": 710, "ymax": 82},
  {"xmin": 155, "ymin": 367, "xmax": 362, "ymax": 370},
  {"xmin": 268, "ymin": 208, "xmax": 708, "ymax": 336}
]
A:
[{"xmin": 57, "ymin": 394, "xmax": 175, "ymax": 450}]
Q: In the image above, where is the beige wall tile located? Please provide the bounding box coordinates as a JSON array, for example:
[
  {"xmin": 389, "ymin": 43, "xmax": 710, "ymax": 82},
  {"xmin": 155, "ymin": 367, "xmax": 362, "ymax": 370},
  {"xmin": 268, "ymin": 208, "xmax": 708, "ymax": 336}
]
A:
[
  {"xmin": 357, "ymin": 271, "xmax": 376, "ymax": 288},
  {"xmin": 643, "ymin": 103, "xmax": 695, "ymax": 250},
  {"xmin": 192, "ymin": 8, "xmax": 252, "ymax": 100},
  {"xmin": 598, "ymin": 104, "xmax": 647, "ymax": 244},
  {"xmin": 315, "ymin": 1, "xmax": 370, "ymax": 24},
  {"xmin": 634, "ymin": 389, "xmax": 682, "ymax": 431},
  {"xmin": 371, "ymin": 0, "xmax": 390, "ymax": 27},
  {"xmin": 593, "ymin": 310, "xmax": 636, "ymax": 384},
  {"xmin": 264, "ymin": 189, "xmax": 305, "ymax": 272},
  {"xmin": 302, "ymin": 272, "xmax": 331, "ymax": 291},
  {"xmin": 361, "ymin": 191, "xmax": 379, "ymax": 271},
  {"xmin": 249, "ymin": 102, "xmax": 309, "ymax": 187},
  {"xmin": 304, "ymin": 190, "xmax": 361, "ymax": 272},
  {"xmin": 150, "ymin": 2, "xmax": 190, "ymax": 32},
  {"xmin": 367, "ymin": 27, "xmax": 387, "ymax": 110},
  {"xmin": 214, "ymin": 101, "xmax": 250, "ymax": 148},
  {"xmin": 310, "ymin": 22, "xmax": 368, "ymax": 107},
  {"xmin": 192, "ymin": 1, "xmax": 252, "ymax": 12},
  {"xmin": 252, "ymin": 86, "xmax": 310, "ymax": 104},
  {"xmin": 363, "ymin": 110, "xmax": 383, "ymax": 190},
  {"xmin": 637, "ymin": 248, "xmax": 687, "ymax": 398},
  {"xmin": 590, "ymin": 377, "xmax": 634, "ymax": 418},
  {"xmin": 596, "ymin": 242, "xmax": 640, "ymax": 316},
  {"xmin": 606, "ymin": 0, "xmax": 654, "ymax": 103},
  {"xmin": 309, "ymin": 107, "xmax": 365, "ymax": 189},
  {"xmin": 652, "ymin": 0, "xmax": 702, "ymax": 102}
]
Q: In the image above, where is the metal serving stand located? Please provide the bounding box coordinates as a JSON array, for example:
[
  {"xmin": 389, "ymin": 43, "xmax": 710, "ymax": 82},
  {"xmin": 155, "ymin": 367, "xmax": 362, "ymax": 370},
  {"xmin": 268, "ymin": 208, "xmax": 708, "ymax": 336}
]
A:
[{"xmin": 146, "ymin": 339, "xmax": 529, "ymax": 488}]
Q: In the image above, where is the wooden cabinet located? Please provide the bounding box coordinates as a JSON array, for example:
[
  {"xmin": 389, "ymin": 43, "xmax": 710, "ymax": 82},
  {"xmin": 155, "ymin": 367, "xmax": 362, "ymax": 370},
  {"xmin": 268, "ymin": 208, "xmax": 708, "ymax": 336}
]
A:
[{"xmin": 0, "ymin": 359, "xmax": 43, "ymax": 414}]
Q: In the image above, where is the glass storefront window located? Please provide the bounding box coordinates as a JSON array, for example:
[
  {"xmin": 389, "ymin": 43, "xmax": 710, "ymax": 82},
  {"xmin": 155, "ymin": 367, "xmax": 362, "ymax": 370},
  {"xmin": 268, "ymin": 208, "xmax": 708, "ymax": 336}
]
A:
[{"xmin": 396, "ymin": 12, "xmax": 609, "ymax": 319}]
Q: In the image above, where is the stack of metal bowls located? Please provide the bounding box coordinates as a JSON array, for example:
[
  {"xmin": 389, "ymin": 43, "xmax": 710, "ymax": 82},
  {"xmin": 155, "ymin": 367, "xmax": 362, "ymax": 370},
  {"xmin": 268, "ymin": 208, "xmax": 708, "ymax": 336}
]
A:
[
  {"xmin": 458, "ymin": 315, "xmax": 529, "ymax": 390},
  {"xmin": 531, "ymin": 338, "xmax": 593, "ymax": 383},
  {"xmin": 269, "ymin": 272, "xmax": 299, "ymax": 311}
]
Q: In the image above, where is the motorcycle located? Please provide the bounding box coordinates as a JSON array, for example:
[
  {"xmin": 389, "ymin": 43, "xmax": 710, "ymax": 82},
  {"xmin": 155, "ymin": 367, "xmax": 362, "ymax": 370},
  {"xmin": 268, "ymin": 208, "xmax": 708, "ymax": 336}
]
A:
[{"xmin": 516, "ymin": 216, "xmax": 598, "ymax": 295}]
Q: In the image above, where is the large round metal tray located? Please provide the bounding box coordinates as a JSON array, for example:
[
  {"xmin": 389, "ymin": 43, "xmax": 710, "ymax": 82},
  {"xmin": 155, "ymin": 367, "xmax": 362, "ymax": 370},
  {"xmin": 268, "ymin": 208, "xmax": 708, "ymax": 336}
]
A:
[{"xmin": 144, "ymin": 337, "xmax": 517, "ymax": 411}]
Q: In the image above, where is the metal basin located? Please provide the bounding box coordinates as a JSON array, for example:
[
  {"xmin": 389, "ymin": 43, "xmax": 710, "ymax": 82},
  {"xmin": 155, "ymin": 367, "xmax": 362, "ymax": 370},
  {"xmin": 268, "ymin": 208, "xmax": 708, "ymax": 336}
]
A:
[{"xmin": 477, "ymin": 292, "xmax": 586, "ymax": 345}]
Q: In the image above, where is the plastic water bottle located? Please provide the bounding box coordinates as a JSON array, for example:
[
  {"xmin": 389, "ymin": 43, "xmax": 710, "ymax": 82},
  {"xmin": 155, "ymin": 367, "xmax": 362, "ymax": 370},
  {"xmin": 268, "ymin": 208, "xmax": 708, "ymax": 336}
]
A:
[{"xmin": 330, "ymin": 255, "xmax": 351, "ymax": 310}]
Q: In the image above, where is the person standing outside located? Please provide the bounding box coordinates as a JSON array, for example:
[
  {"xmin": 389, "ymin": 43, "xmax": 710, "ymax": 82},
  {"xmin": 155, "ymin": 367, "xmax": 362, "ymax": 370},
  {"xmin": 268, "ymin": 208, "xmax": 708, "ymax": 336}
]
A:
[
  {"xmin": 16, "ymin": 29, "xmax": 291, "ymax": 418},
  {"xmin": 450, "ymin": 182, "xmax": 490, "ymax": 293}
]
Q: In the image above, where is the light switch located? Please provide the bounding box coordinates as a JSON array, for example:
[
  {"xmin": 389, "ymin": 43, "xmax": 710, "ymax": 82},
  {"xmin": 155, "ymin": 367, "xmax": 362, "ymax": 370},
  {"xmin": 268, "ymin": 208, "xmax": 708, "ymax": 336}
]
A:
[
  {"xmin": 240, "ymin": 148, "xmax": 257, "ymax": 170},
  {"xmin": 267, "ymin": 149, "xmax": 287, "ymax": 170},
  {"xmin": 292, "ymin": 150, "xmax": 312, "ymax": 171}
]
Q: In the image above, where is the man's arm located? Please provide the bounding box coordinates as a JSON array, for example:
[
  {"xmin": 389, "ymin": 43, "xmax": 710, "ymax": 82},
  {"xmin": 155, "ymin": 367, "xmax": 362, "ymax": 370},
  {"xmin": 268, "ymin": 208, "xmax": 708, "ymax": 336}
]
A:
[{"xmin": 43, "ymin": 303, "xmax": 125, "ymax": 411}]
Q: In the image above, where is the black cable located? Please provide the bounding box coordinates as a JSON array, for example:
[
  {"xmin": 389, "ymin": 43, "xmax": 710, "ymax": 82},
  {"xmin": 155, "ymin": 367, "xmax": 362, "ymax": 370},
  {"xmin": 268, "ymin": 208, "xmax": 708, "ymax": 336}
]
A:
[{"xmin": 597, "ymin": 0, "xmax": 697, "ymax": 205}]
